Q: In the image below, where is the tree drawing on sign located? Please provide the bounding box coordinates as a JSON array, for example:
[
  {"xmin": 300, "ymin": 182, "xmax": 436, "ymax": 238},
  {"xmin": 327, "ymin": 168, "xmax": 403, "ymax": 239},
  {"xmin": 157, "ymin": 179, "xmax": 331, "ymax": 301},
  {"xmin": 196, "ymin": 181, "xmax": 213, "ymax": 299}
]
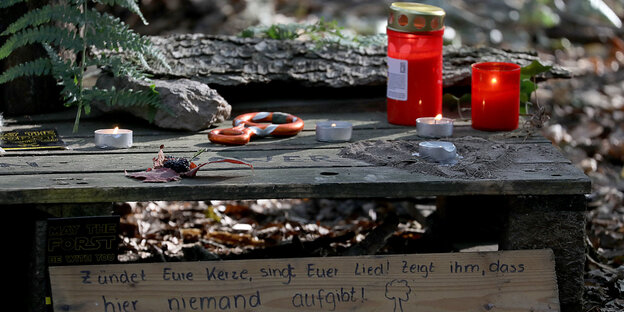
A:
[{"xmin": 385, "ymin": 279, "xmax": 411, "ymax": 312}]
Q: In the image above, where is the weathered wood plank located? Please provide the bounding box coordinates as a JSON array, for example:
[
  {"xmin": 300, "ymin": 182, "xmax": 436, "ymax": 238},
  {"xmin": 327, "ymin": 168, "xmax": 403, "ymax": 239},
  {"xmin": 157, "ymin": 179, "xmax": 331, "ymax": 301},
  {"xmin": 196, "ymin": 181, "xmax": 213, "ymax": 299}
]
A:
[
  {"xmin": 0, "ymin": 148, "xmax": 371, "ymax": 174},
  {"xmin": 0, "ymin": 127, "xmax": 550, "ymax": 157},
  {"xmin": 0, "ymin": 162, "xmax": 590, "ymax": 204},
  {"xmin": 49, "ymin": 250, "xmax": 559, "ymax": 312},
  {"xmin": 0, "ymin": 141, "xmax": 573, "ymax": 175},
  {"xmin": 1, "ymin": 109, "xmax": 588, "ymax": 205},
  {"xmin": 4, "ymin": 111, "xmax": 397, "ymax": 134},
  {"xmin": 2, "ymin": 110, "xmax": 543, "ymax": 138}
]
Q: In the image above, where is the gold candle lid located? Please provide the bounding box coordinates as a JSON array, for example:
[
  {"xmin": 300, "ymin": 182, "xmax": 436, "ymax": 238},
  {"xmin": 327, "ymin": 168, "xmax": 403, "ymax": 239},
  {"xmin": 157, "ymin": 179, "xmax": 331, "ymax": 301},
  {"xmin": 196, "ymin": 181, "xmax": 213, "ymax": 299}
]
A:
[{"xmin": 388, "ymin": 2, "xmax": 445, "ymax": 33}]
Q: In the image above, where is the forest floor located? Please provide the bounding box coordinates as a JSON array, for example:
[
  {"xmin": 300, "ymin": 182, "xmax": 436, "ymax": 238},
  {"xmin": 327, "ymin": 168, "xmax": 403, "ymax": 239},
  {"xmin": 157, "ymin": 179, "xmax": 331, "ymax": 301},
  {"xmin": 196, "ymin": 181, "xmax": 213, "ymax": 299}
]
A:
[{"xmin": 539, "ymin": 52, "xmax": 624, "ymax": 312}]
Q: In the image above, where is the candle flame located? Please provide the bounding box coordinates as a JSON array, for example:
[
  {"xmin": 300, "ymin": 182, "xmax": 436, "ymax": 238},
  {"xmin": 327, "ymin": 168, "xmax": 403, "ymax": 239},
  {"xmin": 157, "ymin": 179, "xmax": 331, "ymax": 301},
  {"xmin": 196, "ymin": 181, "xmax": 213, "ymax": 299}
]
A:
[
  {"xmin": 331, "ymin": 123, "xmax": 336, "ymax": 127},
  {"xmin": 491, "ymin": 77, "xmax": 498, "ymax": 84},
  {"xmin": 434, "ymin": 114, "xmax": 442, "ymax": 124},
  {"xmin": 113, "ymin": 127, "xmax": 119, "ymax": 134}
]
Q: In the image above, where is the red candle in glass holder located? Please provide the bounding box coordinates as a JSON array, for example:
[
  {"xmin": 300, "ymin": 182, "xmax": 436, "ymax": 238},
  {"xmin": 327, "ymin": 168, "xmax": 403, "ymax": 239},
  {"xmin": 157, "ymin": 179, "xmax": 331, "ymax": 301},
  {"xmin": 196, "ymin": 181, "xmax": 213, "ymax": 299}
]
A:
[
  {"xmin": 386, "ymin": 3, "xmax": 445, "ymax": 126},
  {"xmin": 471, "ymin": 62, "xmax": 521, "ymax": 131}
]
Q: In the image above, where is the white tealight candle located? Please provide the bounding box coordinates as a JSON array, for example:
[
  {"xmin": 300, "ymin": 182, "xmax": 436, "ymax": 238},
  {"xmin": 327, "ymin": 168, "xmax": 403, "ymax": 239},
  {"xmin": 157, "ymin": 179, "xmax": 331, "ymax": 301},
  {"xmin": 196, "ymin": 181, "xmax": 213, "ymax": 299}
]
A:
[
  {"xmin": 316, "ymin": 121, "xmax": 352, "ymax": 142},
  {"xmin": 94, "ymin": 127, "xmax": 133, "ymax": 149},
  {"xmin": 416, "ymin": 114, "xmax": 454, "ymax": 138},
  {"xmin": 418, "ymin": 141, "xmax": 457, "ymax": 163}
]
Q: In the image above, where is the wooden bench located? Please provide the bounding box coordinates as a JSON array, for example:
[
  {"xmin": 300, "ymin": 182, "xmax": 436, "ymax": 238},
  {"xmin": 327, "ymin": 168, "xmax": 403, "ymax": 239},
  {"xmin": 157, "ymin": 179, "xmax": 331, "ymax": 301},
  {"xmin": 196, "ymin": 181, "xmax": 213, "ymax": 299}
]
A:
[{"xmin": 1, "ymin": 100, "xmax": 590, "ymax": 312}]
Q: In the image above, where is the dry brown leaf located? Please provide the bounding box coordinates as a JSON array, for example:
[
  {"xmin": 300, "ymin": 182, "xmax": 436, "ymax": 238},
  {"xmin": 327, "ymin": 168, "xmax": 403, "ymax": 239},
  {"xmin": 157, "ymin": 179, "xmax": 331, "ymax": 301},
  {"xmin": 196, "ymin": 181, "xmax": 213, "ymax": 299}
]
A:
[
  {"xmin": 180, "ymin": 228, "xmax": 202, "ymax": 243},
  {"xmin": 206, "ymin": 231, "xmax": 265, "ymax": 247},
  {"xmin": 125, "ymin": 168, "xmax": 181, "ymax": 183},
  {"xmin": 224, "ymin": 204, "xmax": 252, "ymax": 215}
]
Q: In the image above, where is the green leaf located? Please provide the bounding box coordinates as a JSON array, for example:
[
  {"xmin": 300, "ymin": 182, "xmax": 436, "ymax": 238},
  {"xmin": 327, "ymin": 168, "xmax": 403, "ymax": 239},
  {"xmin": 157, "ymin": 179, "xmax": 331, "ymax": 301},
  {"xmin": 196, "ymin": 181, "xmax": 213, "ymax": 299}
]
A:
[
  {"xmin": 265, "ymin": 24, "xmax": 300, "ymax": 40},
  {"xmin": 0, "ymin": 0, "xmax": 28, "ymax": 9},
  {"xmin": 442, "ymin": 93, "xmax": 459, "ymax": 105},
  {"xmin": 83, "ymin": 86, "xmax": 163, "ymax": 111},
  {"xmin": 519, "ymin": 60, "xmax": 552, "ymax": 107},
  {"xmin": 237, "ymin": 19, "xmax": 383, "ymax": 49},
  {"xmin": 520, "ymin": 60, "xmax": 552, "ymax": 80},
  {"xmin": 94, "ymin": 0, "xmax": 149, "ymax": 25},
  {"xmin": 240, "ymin": 29, "xmax": 255, "ymax": 38},
  {"xmin": 1, "ymin": 4, "xmax": 81, "ymax": 36},
  {"xmin": 0, "ymin": 25, "xmax": 82, "ymax": 60},
  {"xmin": 443, "ymin": 92, "xmax": 471, "ymax": 119},
  {"xmin": 84, "ymin": 10, "xmax": 169, "ymax": 70},
  {"xmin": 149, "ymin": 83, "xmax": 159, "ymax": 94},
  {"xmin": 204, "ymin": 206, "xmax": 221, "ymax": 222},
  {"xmin": 459, "ymin": 93, "xmax": 471, "ymax": 103},
  {"xmin": 89, "ymin": 55, "xmax": 151, "ymax": 81},
  {"xmin": 442, "ymin": 93, "xmax": 471, "ymax": 106},
  {"xmin": 520, "ymin": 79, "xmax": 537, "ymax": 104},
  {"xmin": 146, "ymin": 106, "xmax": 157, "ymax": 122},
  {"xmin": 0, "ymin": 58, "xmax": 52, "ymax": 84}
]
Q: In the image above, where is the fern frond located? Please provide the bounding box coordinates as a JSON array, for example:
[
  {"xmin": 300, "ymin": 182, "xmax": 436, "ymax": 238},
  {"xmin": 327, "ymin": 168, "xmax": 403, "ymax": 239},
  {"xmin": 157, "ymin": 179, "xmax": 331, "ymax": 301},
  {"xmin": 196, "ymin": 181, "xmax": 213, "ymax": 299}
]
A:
[
  {"xmin": 86, "ymin": 11, "xmax": 169, "ymax": 69},
  {"xmin": 1, "ymin": 0, "xmax": 167, "ymax": 132},
  {"xmin": 0, "ymin": 0, "xmax": 28, "ymax": 9},
  {"xmin": 142, "ymin": 43, "xmax": 170, "ymax": 70},
  {"xmin": 86, "ymin": 12, "xmax": 142, "ymax": 50},
  {"xmin": 93, "ymin": 0, "xmax": 148, "ymax": 25},
  {"xmin": 56, "ymin": 70, "xmax": 82, "ymax": 106},
  {"xmin": 85, "ymin": 84, "xmax": 172, "ymax": 122},
  {"xmin": 42, "ymin": 43, "xmax": 81, "ymax": 105},
  {"xmin": 1, "ymin": 4, "xmax": 83, "ymax": 36},
  {"xmin": 0, "ymin": 58, "xmax": 52, "ymax": 84},
  {"xmin": 0, "ymin": 26, "xmax": 81, "ymax": 60},
  {"xmin": 42, "ymin": 43, "xmax": 72, "ymax": 75},
  {"xmin": 84, "ymin": 86, "xmax": 161, "ymax": 109},
  {"xmin": 88, "ymin": 54, "xmax": 151, "ymax": 81}
]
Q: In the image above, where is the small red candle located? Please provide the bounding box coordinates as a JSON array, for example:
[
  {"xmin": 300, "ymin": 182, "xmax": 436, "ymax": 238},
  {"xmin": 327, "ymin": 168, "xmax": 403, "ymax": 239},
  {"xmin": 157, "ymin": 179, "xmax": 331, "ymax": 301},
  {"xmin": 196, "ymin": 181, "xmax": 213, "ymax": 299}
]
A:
[{"xmin": 471, "ymin": 62, "xmax": 521, "ymax": 131}]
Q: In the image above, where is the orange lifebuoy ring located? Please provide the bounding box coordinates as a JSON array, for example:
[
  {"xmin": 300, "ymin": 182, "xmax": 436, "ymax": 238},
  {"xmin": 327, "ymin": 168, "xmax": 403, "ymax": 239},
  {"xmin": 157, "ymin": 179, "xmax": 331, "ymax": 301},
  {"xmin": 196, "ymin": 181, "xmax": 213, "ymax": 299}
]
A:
[{"xmin": 209, "ymin": 112, "xmax": 304, "ymax": 145}]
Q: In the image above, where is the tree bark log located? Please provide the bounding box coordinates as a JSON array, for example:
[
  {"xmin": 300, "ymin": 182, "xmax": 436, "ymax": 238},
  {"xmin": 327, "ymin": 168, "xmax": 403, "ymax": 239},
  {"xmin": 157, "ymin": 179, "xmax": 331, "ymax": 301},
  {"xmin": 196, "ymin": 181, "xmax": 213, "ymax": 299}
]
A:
[
  {"xmin": 143, "ymin": 34, "xmax": 571, "ymax": 88},
  {"xmin": 96, "ymin": 34, "xmax": 572, "ymax": 130}
]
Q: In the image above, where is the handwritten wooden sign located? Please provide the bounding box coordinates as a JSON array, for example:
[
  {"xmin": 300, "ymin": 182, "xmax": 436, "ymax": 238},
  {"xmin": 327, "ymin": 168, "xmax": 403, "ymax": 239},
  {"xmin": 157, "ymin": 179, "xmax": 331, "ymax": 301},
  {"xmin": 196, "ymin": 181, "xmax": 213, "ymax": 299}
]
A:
[
  {"xmin": 0, "ymin": 128, "xmax": 65, "ymax": 150},
  {"xmin": 49, "ymin": 249, "xmax": 559, "ymax": 312}
]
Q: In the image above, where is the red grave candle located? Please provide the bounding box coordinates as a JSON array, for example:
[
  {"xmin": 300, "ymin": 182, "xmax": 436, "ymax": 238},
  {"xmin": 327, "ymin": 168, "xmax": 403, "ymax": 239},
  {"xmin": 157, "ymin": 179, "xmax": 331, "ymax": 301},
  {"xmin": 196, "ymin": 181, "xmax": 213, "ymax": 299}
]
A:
[
  {"xmin": 386, "ymin": 3, "xmax": 445, "ymax": 126},
  {"xmin": 471, "ymin": 62, "xmax": 521, "ymax": 131}
]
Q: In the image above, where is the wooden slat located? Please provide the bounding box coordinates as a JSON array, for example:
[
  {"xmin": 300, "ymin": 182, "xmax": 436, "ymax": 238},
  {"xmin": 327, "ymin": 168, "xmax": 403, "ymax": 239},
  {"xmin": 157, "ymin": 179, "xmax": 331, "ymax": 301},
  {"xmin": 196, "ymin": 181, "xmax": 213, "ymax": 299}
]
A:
[
  {"xmin": 3, "ymin": 110, "xmax": 547, "ymax": 141},
  {"xmin": 0, "ymin": 143, "xmax": 572, "ymax": 175},
  {"xmin": 0, "ymin": 128, "xmax": 550, "ymax": 157},
  {"xmin": 0, "ymin": 109, "xmax": 589, "ymax": 204},
  {"xmin": 0, "ymin": 148, "xmax": 371, "ymax": 174},
  {"xmin": 0, "ymin": 163, "xmax": 590, "ymax": 204},
  {"xmin": 49, "ymin": 250, "xmax": 559, "ymax": 312},
  {"xmin": 3, "ymin": 112, "xmax": 398, "ymax": 136}
]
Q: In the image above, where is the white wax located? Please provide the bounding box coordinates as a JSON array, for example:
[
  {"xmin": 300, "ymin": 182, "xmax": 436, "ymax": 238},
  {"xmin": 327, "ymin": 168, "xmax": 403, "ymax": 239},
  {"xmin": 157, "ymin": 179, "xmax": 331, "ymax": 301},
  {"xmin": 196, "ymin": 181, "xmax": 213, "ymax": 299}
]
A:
[
  {"xmin": 94, "ymin": 129, "xmax": 133, "ymax": 149},
  {"xmin": 416, "ymin": 117, "xmax": 454, "ymax": 138},
  {"xmin": 316, "ymin": 121, "xmax": 352, "ymax": 142},
  {"xmin": 418, "ymin": 141, "xmax": 457, "ymax": 163}
]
